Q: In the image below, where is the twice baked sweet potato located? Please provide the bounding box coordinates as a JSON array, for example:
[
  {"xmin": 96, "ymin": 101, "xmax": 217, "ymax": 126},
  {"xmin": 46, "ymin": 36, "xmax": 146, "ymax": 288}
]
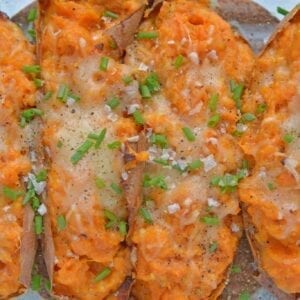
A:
[
  {"xmin": 239, "ymin": 7, "xmax": 300, "ymax": 297},
  {"xmin": 0, "ymin": 12, "xmax": 37, "ymax": 299},
  {"xmin": 37, "ymin": 0, "xmax": 146, "ymax": 298},
  {"xmin": 124, "ymin": 0, "xmax": 255, "ymax": 298}
]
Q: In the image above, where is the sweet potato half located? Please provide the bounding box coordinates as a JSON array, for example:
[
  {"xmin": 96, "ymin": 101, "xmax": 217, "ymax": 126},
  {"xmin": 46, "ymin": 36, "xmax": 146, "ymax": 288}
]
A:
[
  {"xmin": 37, "ymin": 0, "xmax": 146, "ymax": 298},
  {"xmin": 124, "ymin": 0, "xmax": 255, "ymax": 298},
  {"xmin": 0, "ymin": 12, "xmax": 37, "ymax": 299},
  {"xmin": 239, "ymin": 6, "xmax": 300, "ymax": 298}
]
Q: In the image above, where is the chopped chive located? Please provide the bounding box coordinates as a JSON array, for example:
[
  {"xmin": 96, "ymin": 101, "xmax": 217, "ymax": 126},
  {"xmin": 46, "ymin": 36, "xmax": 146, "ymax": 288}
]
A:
[
  {"xmin": 145, "ymin": 73, "xmax": 160, "ymax": 93},
  {"xmin": 36, "ymin": 169, "xmax": 47, "ymax": 182},
  {"xmin": 57, "ymin": 84, "xmax": 80, "ymax": 103},
  {"xmin": 150, "ymin": 133, "xmax": 168, "ymax": 148},
  {"xmin": 153, "ymin": 158, "xmax": 169, "ymax": 166},
  {"xmin": 20, "ymin": 108, "xmax": 43, "ymax": 127},
  {"xmin": 103, "ymin": 10, "xmax": 119, "ymax": 19},
  {"xmin": 241, "ymin": 113, "xmax": 256, "ymax": 123},
  {"xmin": 88, "ymin": 128, "xmax": 107, "ymax": 149},
  {"xmin": 22, "ymin": 64, "xmax": 41, "ymax": 74},
  {"xmin": 104, "ymin": 209, "xmax": 118, "ymax": 223},
  {"xmin": 107, "ymin": 141, "xmax": 121, "ymax": 150},
  {"xmin": 31, "ymin": 274, "xmax": 41, "ymax": 291},
  {"xmin": 210, "ymin": 172, "xmax": 244, "ymax": 193},
  {"xmin": 267, "ymin": 182, "xmax": 276, "ymax": 191},
  {"xmin": 57, "ymin": 215, "xmax": 67, "ymax": 231},
  {"xmin": 143, "ymin": 175, "xmax": 168, "ymax": 190},
  {"xmin": 182, "ymin": 127, "xmax": 196, "ymax": 142},
  {"xmin": 95, "ymin": 177, "xmax": 106, "ymax": 189},
  {"xmin": 122, "ymin": 75, "xmax": 133, "ymax": 85},
  {"xmin": 230, "ymin": 80, "xmax": 244, "ymax": 109},
  {"xmin": 110, "ymin": 183, "xmax": 122, "ymax": 195},
  {"xmin": 283, "ymin": 133, "xmax": 295, "ymax": 144},
  {"xmin": 139, "ymin": 207, "xmax": 153, "ymax": 224},
  {"xmin": 209, "ymin": 241, "xmax": 218, "ymax": 253},
  {"xmin": 57, "ymin": 84, "xmax": 69, "ymax": 102},
  {"xmin": 208, "ymin": 93, "xmax": 219, "ymax": 112},
  {"xmin": 27, "ymin": 8, "xmax": 37, "ymax": 22},
  {"xmin": 118, "ymin": 221, "xmax": 127, "ymax": 236},
  {"xmin": 68, "ymin": 92, "xmax": 81, "ymax": 102},
  {"xmin": 231, "ymin": 265, "xmax": 241, "ymax": 274},
  {"xmin": 95, "ymin": 129, "xmax": 107, "ymax": 148},
  {"xmin": 256, "ymin": 103, "xmax": 267, "ymax": 114},
  {"xmin": 71, "ymin": 140, "xmax": 94, "ymax": 165},
  {"xmin": 139, "ymin": 84, "xmax": 151, "ymax": 99},
  {"xmin": 239, "ymin": 291, "xmax": 250, "ymax": 300},
  {"xmin": 34, "ymin": 215, "xmax": 43, "ymax": 235},
  {"xmin": 133, "ymin": 110, "xmax": 145, "ymax": 125},
  {"xmin": 34, "ymin": 78, "xmax": 44, "ymax": 88},
  {"xmin": 277, "ymin": 6, "xmax": 289, "ymax": 16},
  {"xmin": 136, "ymin": 31, "xmax": 158, "ymax": 40},
  {"xmin": 188, "ymin": 159, "xmax": 204, "ymax": 171},
  {"xmin": 23, "ymin": 188, "xmax": 35, "ymax": 205},
  {"xmin": 232, "ymin": 130, "xmax": 244, "ymax": 137},
  {"xmin": 173, "ymin": 55, "xmax": 184, "ymax": 69},
  {"xmin": 201, "ymin": 215, "xmax": 220, "ymax": 226},
  {"xmin": 31, "ymin": 196, "xmax": 40, "ymax": 210},
  {"xmin": 207, "ymin": 114, "xmax": 220, "ymax": 128},
  {"xmin": 27, "ymin": 28, "xmax": 36, "ymax": 42},
  {"xmin": 99, "ymin": 57, "xmax": 109, "ymax": 71},
  {"xmin": 42, "ymin": 91, "xmax": 53, "ymax": 101},
  {"xmin": 44, "ymin": 278, "xmax": 52, "ymax": 292},
  {"xmin": 107, "ymin": 97, "xmax": 120, "ymax": 109},
  {"xmin": 94, "ymin": 267, "xmax": 112, "ymax": 282},
  {"xmin": 2, "ymin": 186, "xmax": 23, "ymax": 201}
]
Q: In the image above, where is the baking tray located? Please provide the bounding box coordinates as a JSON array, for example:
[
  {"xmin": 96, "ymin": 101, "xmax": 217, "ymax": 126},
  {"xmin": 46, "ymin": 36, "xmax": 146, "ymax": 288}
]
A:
[{"xmin": 0, "ymin": 0, "xmax": 297, "ymax": 299}]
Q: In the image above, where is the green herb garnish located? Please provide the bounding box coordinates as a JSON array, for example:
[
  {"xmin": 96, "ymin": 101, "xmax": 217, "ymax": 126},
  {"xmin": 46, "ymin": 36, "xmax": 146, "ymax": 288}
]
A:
[
  {"xmin": 208, "ymin": 93, "xmax": 219, "ymax": 112},
  {"xmin": 139, "ymin": 207, "xmax": 153, "ymax": 224},
  {"xmin": 94, "ymin": 267, "xmax": 112, "ymax": 282},
  {"xmin": 103, "ymin": 10, "xmax": 119, "ymax": 19},
  {"xmin": 230, "ymin": 80, "xmax": 244, "ymax": 109},
  {"xmin": 207, "ymin": 114, "xmax": 220, "ymax": 128},
  {"xmin": 143, "ymin": 175, "xmax": 168, "ymax": 190},
  {"xmin": 173, "ymin": 55, "xmax": 184, "ymax": 69},
  {"xmin": 277, "ymin": 7, "xmax": 289, "ymax": 16},
  {"xmin": 20, "ymin": 108, "xmax": 43, "ymax": 127},
  {"xmin": 107, "ymin": 97, "xmax": 120, "ymax": 109},
  {"xmin": 136, "ymin": 31, "xmax": 158, "ymax": 40},
  {"xmin": 99, "ymin": 57, "xmax": 109, "ymax": 71},
  {"xmin": 70, "ymin": 140, "xmax": 94, "ymax": 165},
  {"xmin": 201, "ymin": 215, "xmax": 220, "ymax": 226},
  {"xmin": 182, "ymin": 127, "xmax": 196, "ymax": 142},
  {"xmin": 22, "ymin": 64, "xmax": 41, "ymax": 74},
  {"xmin": 34, "ymin": 215, "xmax": 43, "ymax": 235},
  {"xmin": 57, "ymin": 215, "xmax": 67, "ymax": 231},
  {"xmin": 2, "ymin": 186, "xmax": 23, "ymax": 200},
  {"xmin": 150, "ymin": 133, "xmax": 168, "ymax": 148}
]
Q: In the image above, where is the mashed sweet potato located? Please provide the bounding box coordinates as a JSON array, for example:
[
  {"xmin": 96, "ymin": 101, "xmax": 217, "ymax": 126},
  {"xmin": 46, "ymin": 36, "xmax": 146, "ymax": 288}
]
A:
[
  {"xmin": 0, "ymin": 14, "xmax": 36, "ymax": 299},
  {"xmin": 125, "ymin": 0, "xmax": 254, "ymax": 298}
]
